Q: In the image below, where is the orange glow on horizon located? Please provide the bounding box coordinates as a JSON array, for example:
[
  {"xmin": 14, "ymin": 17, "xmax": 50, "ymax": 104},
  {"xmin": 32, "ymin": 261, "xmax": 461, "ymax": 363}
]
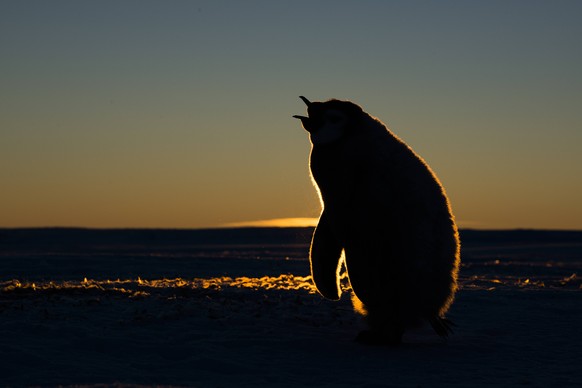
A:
[{"xmin": 221, "ymin": 217, "xmax": 319, "ymax": 228}]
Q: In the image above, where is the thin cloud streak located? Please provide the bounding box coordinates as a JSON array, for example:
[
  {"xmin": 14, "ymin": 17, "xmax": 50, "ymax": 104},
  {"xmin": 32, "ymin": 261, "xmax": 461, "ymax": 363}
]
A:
[{"xmin": 221, "ymin": 217, "xmax": 319, "ymax": 228}]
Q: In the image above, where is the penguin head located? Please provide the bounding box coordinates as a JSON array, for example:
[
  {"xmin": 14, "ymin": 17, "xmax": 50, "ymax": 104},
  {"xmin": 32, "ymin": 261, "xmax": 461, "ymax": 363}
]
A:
[{"xmin": 293, "ymin": 96, "xmax": 363, "ymax": 145}]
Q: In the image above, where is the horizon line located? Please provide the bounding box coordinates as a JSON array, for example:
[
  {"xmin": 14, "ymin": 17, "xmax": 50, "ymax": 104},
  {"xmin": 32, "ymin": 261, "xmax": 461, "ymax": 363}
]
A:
[{"xmin": 1, "ymin": 222, "xmax": 582, "ymax": 233}]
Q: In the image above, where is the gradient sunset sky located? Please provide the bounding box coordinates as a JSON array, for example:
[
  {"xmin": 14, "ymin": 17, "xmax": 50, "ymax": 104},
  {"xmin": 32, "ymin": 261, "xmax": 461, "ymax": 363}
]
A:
[{"xmin": 2, "ymin": 1, "xmax": 581, "ymax": 229}]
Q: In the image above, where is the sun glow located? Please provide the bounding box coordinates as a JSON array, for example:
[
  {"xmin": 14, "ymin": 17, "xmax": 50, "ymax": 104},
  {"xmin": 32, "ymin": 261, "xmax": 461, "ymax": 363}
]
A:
[
  {"xmin": 1, "ymin": 273, "xmax": 575, "ymax": 307},
  {"xmin": 2, "ymin": 271, "xmax": 573, "ymax": 299},
  {"xmin": 0, "ymin": 276, "xmax": 319, "ymax": 298},
  {"xmin": 222, "ymin": 217, "xmax": 319, "ymax": 228}
]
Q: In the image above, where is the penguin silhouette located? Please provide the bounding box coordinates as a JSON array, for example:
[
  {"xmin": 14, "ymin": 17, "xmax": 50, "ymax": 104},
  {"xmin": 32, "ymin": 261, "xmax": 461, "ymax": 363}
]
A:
[{"xmin": 294, "ymin": 96, "xmax": 460, "ymax": 345}]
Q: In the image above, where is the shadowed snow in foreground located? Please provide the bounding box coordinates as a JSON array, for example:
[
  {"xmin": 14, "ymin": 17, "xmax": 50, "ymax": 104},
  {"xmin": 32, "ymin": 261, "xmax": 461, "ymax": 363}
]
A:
[{"xmin": 0, "ymin": 228, "xmax": 580, "ymax": 386}]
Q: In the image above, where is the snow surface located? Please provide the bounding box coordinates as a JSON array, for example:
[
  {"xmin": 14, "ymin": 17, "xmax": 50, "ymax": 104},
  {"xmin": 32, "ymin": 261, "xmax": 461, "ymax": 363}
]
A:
[{"xmin": 0, "ymin": 228, "xmax": 580, "ymax": 387}]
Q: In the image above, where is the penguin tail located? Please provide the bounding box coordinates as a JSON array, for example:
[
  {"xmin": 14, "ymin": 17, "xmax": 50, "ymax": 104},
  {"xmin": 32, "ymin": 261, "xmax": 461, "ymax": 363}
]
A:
[{"xmin": 429, "ymin": 316, "xmax": 456, "ymax": 338}]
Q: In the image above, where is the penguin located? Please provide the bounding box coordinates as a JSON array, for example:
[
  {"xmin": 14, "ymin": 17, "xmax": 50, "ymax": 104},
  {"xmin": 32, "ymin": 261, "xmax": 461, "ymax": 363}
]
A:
[{"xmin": 293, "ymin": 96, "xmax": 460, "ymax": 345}]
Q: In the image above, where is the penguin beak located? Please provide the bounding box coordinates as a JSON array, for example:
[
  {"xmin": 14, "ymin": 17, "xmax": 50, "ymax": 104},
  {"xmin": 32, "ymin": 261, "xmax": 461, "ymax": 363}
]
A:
[
  {"xmin": 293, "ymin": 96, "xmax": 318, "ymax": 132},
  {"xmin": 293, "ymin": 96, "xmax": 314, "ymax": 132}
]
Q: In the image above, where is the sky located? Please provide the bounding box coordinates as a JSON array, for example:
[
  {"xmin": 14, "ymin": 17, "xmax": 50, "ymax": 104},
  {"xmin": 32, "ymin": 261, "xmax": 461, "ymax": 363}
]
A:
[{"xmin": 1, "ymin": 0, "xmax": 581, "ymax": 230}]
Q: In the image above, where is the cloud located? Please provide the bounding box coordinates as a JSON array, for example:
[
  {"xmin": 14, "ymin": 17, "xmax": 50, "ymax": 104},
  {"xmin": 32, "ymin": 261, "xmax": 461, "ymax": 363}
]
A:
[{"xmin": 222, "ymin": 217, "xmax": 318, "ymax": 228}]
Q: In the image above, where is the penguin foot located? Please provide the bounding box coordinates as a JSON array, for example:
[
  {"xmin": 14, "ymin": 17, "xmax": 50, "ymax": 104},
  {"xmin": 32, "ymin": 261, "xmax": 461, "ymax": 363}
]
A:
[
  {"xmin": 429, "ymin": 316, "xmax": 456, "ymax": 338},
  {"xmin": 355, "ymin": 330, "xmax": 403, "ymax": 346}
]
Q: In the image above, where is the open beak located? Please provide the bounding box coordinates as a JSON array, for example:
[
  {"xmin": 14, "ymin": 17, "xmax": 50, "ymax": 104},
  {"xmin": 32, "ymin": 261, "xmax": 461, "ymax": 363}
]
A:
[{"xmin": 293, "ymin": 96, "xmax": 313, "ymax": 131}]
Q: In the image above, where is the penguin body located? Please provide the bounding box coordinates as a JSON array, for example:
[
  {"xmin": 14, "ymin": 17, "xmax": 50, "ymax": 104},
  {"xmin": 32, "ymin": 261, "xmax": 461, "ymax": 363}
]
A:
[{"xmin": 294, "ymin": 97, "xmax": 460, "ymax": 344}]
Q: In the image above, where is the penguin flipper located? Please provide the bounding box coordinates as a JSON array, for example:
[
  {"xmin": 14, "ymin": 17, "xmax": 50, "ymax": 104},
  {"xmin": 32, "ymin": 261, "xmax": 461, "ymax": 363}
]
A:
[{"xmin": 310, "ymin": 210, "xmax": 343, "ymax": 300}]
